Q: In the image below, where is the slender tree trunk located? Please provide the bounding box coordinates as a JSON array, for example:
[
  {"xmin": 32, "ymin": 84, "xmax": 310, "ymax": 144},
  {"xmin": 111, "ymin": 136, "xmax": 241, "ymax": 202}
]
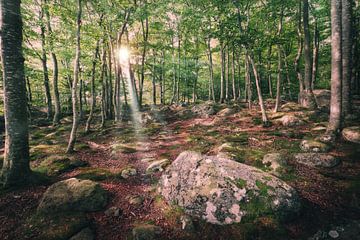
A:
[
  {"xmin": 66, "ymin": 0, "xmax": 82, "ymax": 153},
  {"xmin": 193, "ymin": 57, "xmax": 199, "ymax": 103},
  {"xmin": 79, "ymin": 77, "xmax": 83, "ymax": 120},
  {"xmin": 40, "ymin": 1, "xmax": 52, "ymax": 120},
  {"xmin": 0, "ymin": 0, "xmax": 31, "ymax": 187},
  {"xmin": 342, "ymin": 0, "xmax": 352, "ymax": 116},
  {"xmin": 44, "ymin": 0, "xmax": 60, "ymax": 125},
  {"xmin": 274, "ymin": 10, "xmax": 284, "ymax": 113},
  {"xmin": 176, "ymin": 37, "xmax": 181, "ymax": 103},
  {"xmin": 107, "ymin": 43, "xmax": 113, "ymax": 119},
  {"xmin": 300, "ymin": 0, "xmax": 317, "ymax": 109},
  {"xmin": 100, "ymin": 46, "xmax": 107, "ymax": 128},
  {"xmin": 295, "ymin": 1, "xmax": 305, "ymax": 92},
  {"xmin": 225, "ymin": 46, "xmax": 229, "ymax": 101},
  {"xmin": 282, "ymin": 49, "xmax": 292, "ymax": 100},
  {"xmin": 327, "ymin": 0, "xmax": 343, "ymax": 134},
  {"xmin": 207, "ymin": 38, "xmax": 216, "ymax": 102},
  {"xmin": 245, "ymin": 54, "xmax": 252, "ymax": 109},
  {"xmin": 248, "ymin": 52, "xmax": 269, "ymax": 126},
  {"xmin": 85, "ymin": 40, "xmax": 100, "ymax": 133},
  {"xmin": 232, "ymin": 48, "xmax": 236, "ymax": 101},
  {"xmin": 152, "ymin": 52, "xmax": 157, "ymax": 105},
  {"xmin": 311, "ymin": 20, "xmax": 320, "ymax": 90},
  {"xmin": 220, "ymin": 42, "xmax": 225, "ymax": 103},
  {"xmin": 267, "ymin": 45, "xmax": 273, "ymax": 98},
  {"xmin": 139, "ymin": 11, "xmax": 149, "ymax": 107}
]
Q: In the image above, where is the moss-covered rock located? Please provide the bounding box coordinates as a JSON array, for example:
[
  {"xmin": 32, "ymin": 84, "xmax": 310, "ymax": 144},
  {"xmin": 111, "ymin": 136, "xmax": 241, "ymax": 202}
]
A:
[
  {"xmin": 294, "ymin": 153, "xmax": 340, "ymax": 168},
  {"xmin": 300, "ymin": 140, "xmax": 331, "ymax": 153},
  {"xmin": 159, "ymin": 151, "xmax": 301, "ymax": 225},
  {"xmin": 35, "ymin": 155, "xmax": 87, "ymax": 176},
  {"xmin": 38, "ymin": 178, "xmax": 108, "ymax": 214},
  {"xmin": 24, "ymin": 212, "xmax": 89, "ymax": 240},
  {"xmin": 121, "ymin": 167, "xmax": 137, "ymax": 179},
  {"xmin": 342, "ymin": 126, "xmax": 360, "ymax": 144}
]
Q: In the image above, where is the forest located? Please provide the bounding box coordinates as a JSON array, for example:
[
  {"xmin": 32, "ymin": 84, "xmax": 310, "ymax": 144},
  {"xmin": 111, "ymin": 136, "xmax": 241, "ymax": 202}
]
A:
[{"xmin": 0, "ymin": 0, "xmax": 360, "ymax": 239}]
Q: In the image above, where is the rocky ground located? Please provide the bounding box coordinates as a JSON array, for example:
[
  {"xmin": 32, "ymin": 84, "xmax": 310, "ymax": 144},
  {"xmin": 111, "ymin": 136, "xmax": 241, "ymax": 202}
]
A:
[{"xmin": 0, "ymin": 100, "xmax": 360, "ymax": 240}]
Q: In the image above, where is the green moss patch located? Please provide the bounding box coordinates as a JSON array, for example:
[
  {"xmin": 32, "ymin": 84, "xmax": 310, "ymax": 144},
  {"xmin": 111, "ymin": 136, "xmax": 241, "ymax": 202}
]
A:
[
  {"xmin": 34, "ymin": 155, "xmax": 87, "ymax": 176},
  {"xmin": 23, "ymin": 212, "xmax": 89, "ymax": 240}
]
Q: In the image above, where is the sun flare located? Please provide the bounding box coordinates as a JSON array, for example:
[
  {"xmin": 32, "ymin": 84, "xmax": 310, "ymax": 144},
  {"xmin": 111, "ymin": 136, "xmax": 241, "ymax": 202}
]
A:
[{"xmin": 118, "ymin": 47, "xmax": 130, "ymax": 64}]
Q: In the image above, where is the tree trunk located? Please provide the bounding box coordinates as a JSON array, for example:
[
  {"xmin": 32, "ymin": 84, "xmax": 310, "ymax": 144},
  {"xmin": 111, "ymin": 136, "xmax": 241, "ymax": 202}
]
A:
[
  {"xmin": 107, "ymin": 43, "xmax": 113, "ymax": 119},
  {"xmin": 40, "ymin": 1, "xmax": 52, "ymax": 120},
  {"xmin": 274, "ymin": 9, "xmax": 284, "ymax": 113},
  {"xmin": 300, "ymin": 0, "xmax": 317, "ymax": 109},
  {"xmin": 207, "ymin": 38, "xmax": 216, "ymax": 102},
  {"xmin": 85, "ymin": 40, "xmax": 100, "ymax": 133},
  {"xmin": 232, "ymin": 48, "xmax": 237, "ymax": 101},
  {"xmin": 267, "ymin": 45, "xmax": 273, "ymax": 98},
  {"xmin": 245, "ymin": 54, "xmax": 252, "ymax": 109},
  {"xmin": 66, "ymin": 0, "xmax": 82, "ymax": 153},
  {"xmin": 44, "ymin": 0, "xmax": 60, "ymax": 125},
  {"xmin": 248, "ymin": 52, "xmax": 269, "ymax": 126},
  {"xmin": 311, "ymin": 20, "xmax": 320, "ymax": 90},
  {"xmin": 342, "ymin": 0, "xmax": 352, "ymax": 116},
  {"xmin": 220, "ymin": 42, "xmax": 225, "ymax": 103},
  {"xmin": 0, "ymin": 0, "xmax": 31, "ymax": 187},
  {"xmin": 327, "ymin": 0, "xmax": 343, "ymax": 134},
  {"xmin": 100, "ymin": 45, "xmax": 107, "ymax": 128},
  {"xmin": 139, "ymin": 11, "xmax": 149, "ymax": 107},
  {"xmin": 152, "ymin": 52, "xmax": 157, "ymax": 105},
  {"xmin": 225, "ymin": 46, "xmax": 229, "ymax": 101}
]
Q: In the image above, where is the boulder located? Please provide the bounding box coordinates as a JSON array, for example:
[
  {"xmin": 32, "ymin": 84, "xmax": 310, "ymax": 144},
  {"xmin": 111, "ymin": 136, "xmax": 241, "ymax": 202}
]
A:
[
  {"xmin": 132, "ymin": 224, "xmax": 162, "ymax": 240},
  {"xmin": 146, "ymin": 159, "xmax": 170, "ymax": 174},
  {"xmin": 277, "ymin": 115, "xmax": 304, "ymax": 127},
  {"xmin": 281, "ymin": 102, "xmax": 303, "ymax": 112},
  {"xmin": 159, "ymin": 151, "xmax": 300, "ymax": 225},
  {"xmin": 313, "ymin": 89, "xmax": 331, "ymax": 110},
  {"xmin": 104, "ymin": 206, "xmax": 122, "ymax": 217},
  {"xmin": 191, "ymin": 103, "xmax": 217, "ymax": 118},
  {"xmin": 38, "ymin": 178, "xmax": 108, "ymax": 213},
  {"xmin": 217, "ymin": 108, "xmax": 236, "ymax": 117},
  {"xmin": 342, "ymin": 126, "xmax": 360, "ymax": 144},
  {"xmin": 69, "ymin": 228, "xmax": 95, "ymax": 240},
  {"xmin": 300, "ymin": 140, "xmax": 331, "ymax": 153},
  {"xmin": 308, "ymin": 220, "xmax": 360, "ymax": 240},
  {"xmin": 262, "ymin": 153, "xmax": 287, "ymax": 176},
  {"xmin": 294, "ymin": 153, "xmax": 340, "ymax": 168},
  {"xmin": 38, "ymin": 155, "xmax": 87, "ymax": 176}
]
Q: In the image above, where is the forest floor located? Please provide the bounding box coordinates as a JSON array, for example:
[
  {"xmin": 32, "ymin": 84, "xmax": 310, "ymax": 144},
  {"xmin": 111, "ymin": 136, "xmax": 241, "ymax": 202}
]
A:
[{"xmin": 0, "ymin": 101, "xmax": 360, "ymax": 240}]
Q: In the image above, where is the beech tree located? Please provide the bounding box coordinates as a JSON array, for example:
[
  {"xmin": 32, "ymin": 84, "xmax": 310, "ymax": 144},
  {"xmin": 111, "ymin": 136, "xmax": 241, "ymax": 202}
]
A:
[{"xmin": 0, "ymin": 0, "xmax": 31, "ymax": 187}]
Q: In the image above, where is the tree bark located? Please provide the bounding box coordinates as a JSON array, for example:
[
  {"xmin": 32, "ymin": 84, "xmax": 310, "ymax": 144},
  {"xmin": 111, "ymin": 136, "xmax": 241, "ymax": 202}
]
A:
[
  {"xmin": 327, "ymin": 0, "xmax": 343, "ymax": 133},
  {"xmin": 0, "ymin": 0, "xmax": 31, "ymax": 187},
  {"xmin": 311, "ymin": 20, "xmax": 320, "ymax": 90},
  {"xmin": 274, "ymin": 9, "xmax": 284, "ymax": 113},
  {"xmin": 342, "ymin": 0, "xmax": 352, "ymax": 116},
  {"xmin": 220, "ymin": 42, "xmax": 225, "ymax": 103},
  {"xmin": 40, "ymin": 0, "xmax": 52, "ymax": 120},
  {"xmin": 300, "ymin": 0, "xmax": 317, "ymax": 109},
  {"xmin": 66, "ymin": 0, "xmax": 82, "ymax": 153},
  {"xmin": 85, "ymin": 40, "xmax": 100, "ymax": 133}
]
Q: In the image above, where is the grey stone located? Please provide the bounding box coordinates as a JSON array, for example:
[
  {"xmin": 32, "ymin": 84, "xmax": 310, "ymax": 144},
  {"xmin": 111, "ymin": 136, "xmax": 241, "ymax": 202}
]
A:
[
  {"xmin": 300, "ymin": 140, "xmax": 331, "ymax": 153},
  {"xmin": 146, "ymin": 159, "xmax": 170, "ymax": 174},
  {"xmin": 38, "ymin": 178, "xmax": 108, "ymax": 213},
  {"xmin": 294, "ymin": 153, "xmax": 340, "ymax": 168},
  {"xmin": 159, "ymin": 151, "xmax": 301, "ymax": 225}
]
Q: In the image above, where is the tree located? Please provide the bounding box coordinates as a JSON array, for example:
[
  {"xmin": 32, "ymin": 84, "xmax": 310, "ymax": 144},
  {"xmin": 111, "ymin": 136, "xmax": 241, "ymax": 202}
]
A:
[
  {"xmin": 327, "ymin": 0, "xmax": 343, "ymax": 135},
  {"xmin": 299, "ymin": 0, "xmax": 317, "ymax": 109},
  {"xmin": 0, "ymin": 0, "xmax": 31, "ymax": 187},
  {"xmin": 66, "ymin": 0, "xmax": 82, "ymax": 153},
  {"xmin": 342, "ymin": 0, "xmax": 353, "ymax": 116}
]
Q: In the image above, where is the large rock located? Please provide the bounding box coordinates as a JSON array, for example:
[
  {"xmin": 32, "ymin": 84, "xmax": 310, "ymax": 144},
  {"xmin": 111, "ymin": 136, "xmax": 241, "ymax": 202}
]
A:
[
  {"xmin": 191, "ymin": 103, "xmax": 217, "ymax": 118},
  {"xmin": 69, "ymin": 228, "xmax": 95, "ymax": 240},
  {"xmin": 38, "ymin": 178, "xmax": 108, "ymax": 213},
  {"xmin": 277, "ymin": 115, "xmax": 304, "ymax": 127},
  {"xmin": 294, "ymin": 153, "xmax": 340, "ymax": 168},
  {"xmin": 342, "ymin": 126, "xmax": 360, "ymax": 144},
  {"xmin": 217, "ymin": 108, "xmax": 236, "ymax": 117},
  {"xmin": 300, "ymin": 140, "xmax": 331, "ymax": 153},
  {"xmin": 313, "ymin": 89, "xmax": 331, "ymax": 110},
  {"xmin": 159, "ymin": 151, "xmax": 300, "ymax": 225}
]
